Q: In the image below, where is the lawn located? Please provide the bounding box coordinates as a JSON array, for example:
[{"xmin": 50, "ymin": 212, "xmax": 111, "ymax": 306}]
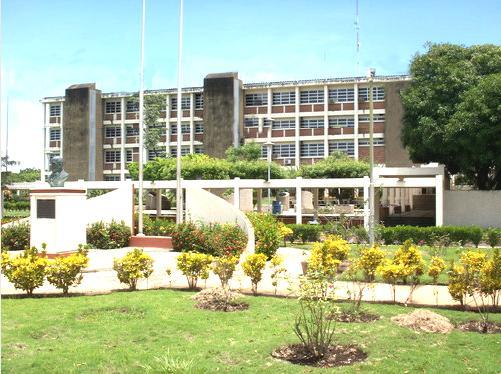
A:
[
  {"xmin": 2, "ymin": 289, "xmax": 500, "ymax": 373},
  {"xmin": 288, "ymin": 243, "xmax": 497, "ymax": 284}
]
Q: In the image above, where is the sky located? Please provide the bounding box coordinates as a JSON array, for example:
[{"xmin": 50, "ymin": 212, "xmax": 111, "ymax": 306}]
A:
[{"xmin": 1, "ymin": 0, "xmax": 500, "ymax": 170}]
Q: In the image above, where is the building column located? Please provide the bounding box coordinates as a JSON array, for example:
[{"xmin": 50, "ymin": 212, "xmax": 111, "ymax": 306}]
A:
[
  {"xmin": 267, "ymin": 88, "xmax": 272, "ymax": 119},
  {"xmin": 233, "ymin": 177, "xmax": 240, "ymax": 209},
  {"xmin": 59, "ymin": 102, "xmax": 64, "ymax": 158},
  {"xmin": 189, "ymin": 93, "xmax": 194, "ymax": 153},
  {"xmin": 353, "ymin": 83, "xmax": 359, "ymax": 159},
  {"xmin": 295, "ymin": 86, "xmax": 300, "ymax": 167},
  {"xmin": 120, "ymin": 97, "xmax": 126, "ymax": 181},
  {"xmin": 295, "ymin": 177, "xmax": 302, "ymax": 224},
  {"xmin": 256, "ymin": 189, "xmax": 262, "ymax": 212},
  {"xmin": 323, "ymin": 85, "xmax": 329, "ymax": 158},
  {"xmin": 156, "ymin": 189, "xmax": 162, "ymax": 217},
  {"xmin": 41, "ymin": 103, "xmax": 48, "ymax": 181},
  {"xmin": 435, "ymin": 174, "xmax": 444, "ymax": 226}
]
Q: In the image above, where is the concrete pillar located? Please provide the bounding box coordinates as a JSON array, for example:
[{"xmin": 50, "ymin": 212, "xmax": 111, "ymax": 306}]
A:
[
  {"xmin": 435, "ymin": 174, "xmax": 444, "ymax": 226},
  {"xmin": 165, "ymin": 94, "xmax": 171, "ymax": 156},
  {"xmin": 363, "ymin": 176, "xmax": 369, "ymax": 229},
  {"xmin": 256, "ymin": 189, "xmax": 262, "ymax": 212},
  {"xmin": 296, "ymin": 177, "xmax": 302, "ymax": 224},
  {"xmin": 156, "ymin": 189, "xmax": 162, "ymax": 217},
  {"xmin": 294, "ymin": 86, "xmax": 300, "ymax": 167},
  {"xmin": 189, "ymin": 93, "xmax": 194, "ymax": 154},
  {"xmin": 354, "ymin": 83, "xmax": 359, "ymax": 160},
  {"xmin": 323, "ymin": 85, "xmax": 329, "ymax": 158},
  {"xmin": 233, "ymin": 177, "xmax": 240, "ymax": 209},
  {"xmin": 120, "ymin": 97, "xmax": 126, "ymax": 181},
  {"xmin": 313, "ymin": 188, "xmax": 319, "ymax": 209}
]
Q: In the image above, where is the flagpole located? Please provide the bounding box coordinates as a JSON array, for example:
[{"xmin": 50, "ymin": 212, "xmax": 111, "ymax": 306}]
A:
[
  {"xmin": 175, "ymin": 0, "xmax": 184, "ymax": 224},
  {"xmin": 137, "ymin": 0, "xmax": 146, "ymax": 235}
]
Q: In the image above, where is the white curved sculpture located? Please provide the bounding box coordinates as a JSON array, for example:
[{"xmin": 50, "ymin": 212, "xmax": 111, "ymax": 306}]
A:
[{"xmin": 185, "ymin": 187, "xmax": 255, "ymax": 253}]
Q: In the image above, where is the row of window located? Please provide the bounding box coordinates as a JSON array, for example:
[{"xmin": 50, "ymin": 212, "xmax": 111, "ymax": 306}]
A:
[
  {"xmin": 244, "ymin": 114, "xmax": 385, "ymax": 129},
  {"xmin": 103, "ymin": 93, "xmax": 204, "ymax": 114},
  {"xmin": 103, "ymin": 123, "xmax": 204, "ymax": 138},
  {"xmin": 245, "ymin": 87, "xmax": 385, "ymax": 106},
  {"xmin": 105, "ymin": 145, "xmax": 205, "ymax": 163}
]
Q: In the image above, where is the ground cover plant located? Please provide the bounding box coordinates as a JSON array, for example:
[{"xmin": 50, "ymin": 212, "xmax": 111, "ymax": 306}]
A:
[{"xmin": 2, "ymin": 289, "xmax": 501, "ymax": 373}]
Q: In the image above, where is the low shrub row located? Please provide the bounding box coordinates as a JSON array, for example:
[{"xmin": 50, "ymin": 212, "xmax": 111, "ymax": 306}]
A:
[
  {"xmin": 286, "ymin": 224, "xmax": 323, "ymax": 244},
  {"xmin": 3, "ymin": 200, "xmax": 30, "ymax": 210},
  {"xmin": 86, "ymin": 221, "xmax": 131, "ymax": 249}
]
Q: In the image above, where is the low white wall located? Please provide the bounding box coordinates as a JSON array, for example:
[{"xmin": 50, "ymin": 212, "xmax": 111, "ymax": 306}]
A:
[
  {"xmin": 185, "ymin": 187, "xmax": 255, "ymax": 253},
  {"xmin": 444, "ymin": 190, "xmax": 501, "ymax": 228},
  {"xmin": 86, "ymin": 184, "xmax": 134, "ymax": 230}
]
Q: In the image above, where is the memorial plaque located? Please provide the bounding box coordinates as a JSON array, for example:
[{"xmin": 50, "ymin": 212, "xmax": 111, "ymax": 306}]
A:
[{"xmin": 37, "ymin": 199, "xmax": 56, "ymax": 219}]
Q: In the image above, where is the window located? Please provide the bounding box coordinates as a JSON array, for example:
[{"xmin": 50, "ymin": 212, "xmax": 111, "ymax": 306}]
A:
[
  {"xmin": 359, "ymin": 138, "xmax": 385, "ymax": 146},
  {"xmin": 273, "ymin": 143, "xmax": 295, "ymax": 158},
  {"xmin": 104, "ymin": 175, "xmax": 120, "ymax": 181},
  {"xmin": 261, "ymin": 145, "xmax": 268, "ymax": 158},
  {"xmin": 126, "ymin": 126, "xmax": 139, "ymax": 136},
  {"xmin": 244, "ymin": 118, "xmax": 271, "ymax": 128},
  {"xmin": 105, "ymin": 101, "xmax": 121, "ymax": 114},
  {"xmin": 126, "ymin": 149, "xmax": 133, "ymax": 162},
  {"xmin": 194, "ymin": 145, "xmax": 204, "ymax": 154},
  {"xmin": 170, "ymin": 146, "xmax": 190, "ymax": 156},
  {"xmin": 245, "ymin": 93, "xmax": 268, "ymax": 106},
  {"xmin": 148, "ymin": 149, "xmax": 166, "ymax": 160},
  {"xmin": 300, "ymin": 118, "xmax": 324, "ymax": 129},
  {"xmin": 195, "ymin": 93, "xmax": 203, "ymax": 110},
  {"xmin": 171, "ymin": 96, "xmax": 190, "ymax": 110},
  {"xmin": 328, "ymin": 88, "xmax": 354, "ymax": 103},
  {"xmin": 126, "ymin": 100, "xmax": 139, "ymax": 112},
  {"xmin": 170, "ymin": 123, "xmax": 190, "ymax": 135},
  {"xmin": 358, "ymin": 87, "xmax": 385, "ymax": 101},
  {"xmin": 49, "ymin": 104, "xmax": 61, "ymax": 117},
  {"xmin": 105, "ymin": 126, "xmax": 121, "ymax": 138},
  {"xmin": 50, "ymin": 128, "xmax": 61, "ymax": 141},
  {"xmin": 329, "ymin": 116, "xmax": 354, "ymax": 128},
  {"xmin": 329, "ymin": 141, "xmax": 355, "ymax": 156},
  {"xmin": 272, "ymin": 119, "xmax": 295, "ymax": 130},
  {"xmin": 195, "ymin": 122, "xmax": 204, "ymax": 134},
  {"xmin": 272, "ymin": 91, "xmax": 295, "ymax": 105},
  {"xmin": 300, "ymin": 142, "xmax": 324, "ymax": 157},
  {"xmin": 104, "ymin": 150, "xmax": 120, "ymax": 163},
  {"xmin": 358, "ymin": 114, "xmax": 385, "ymax": 122},
  {"xmin": 300, "ymin": 89, "xmax": 324, "ymax": 104}
]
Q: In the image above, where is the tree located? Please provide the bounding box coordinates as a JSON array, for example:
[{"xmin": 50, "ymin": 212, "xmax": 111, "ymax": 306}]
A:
[
  {"xmin": 1, "ymin": 156, "xmax": 19, "ymax": 172},
  {"xmin": 401, "ymin": 43, "xmax": 501, "ymax": 190},
  {"xmin": 225, "ymin": 142, "xmax": 261, "ymax": 162}
]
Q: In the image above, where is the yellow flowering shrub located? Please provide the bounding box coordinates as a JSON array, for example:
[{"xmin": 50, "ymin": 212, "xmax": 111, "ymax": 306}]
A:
[
  {"xmin": 177, "ymin": 251, "xmax": 213, "ymax": 289},
  {"xmin": 308, "ymin": 235, "xmax": 349, "ymax": 278},
  {"xmin": 278, "ymin": 223, "xmax": 293, "ymax": 246},
  {"xmin": 2, "ymin": 247, "xmax": 48, "ymax": 295},
  {"xmin": 212, "ymin": 255, "xmax": 239, "ymax": 287},
  {"xmin": 427, "ymin": 256, "xmax": 446, "ymax": 284},
  {"xmin": 479, "ymin": 249, "xmax": 500, "ymax": 303},
  {"xmin": 113, "ymin": 248, "xmax": 154, "ymax": 291},
  {"xmin": 46, "ymin": 248, "xmax": 89, "ymax": 294},
  {"xmin": 354, "ymin": 246, "xmax": 386, "ymax": 282},
  {"xmin": 460, "ymin": 250, "xmax": 486, "ymax": 273},
  {"xmin": 393, "ymin": 240, "xmax": 424, "ymax": 284},
  {"xmin": 242, "ymin": 253, "xmax": 267, "ymax": 295},
  {"xmin": 377, "ymin": 260, "xmax": 403, "ymax": 302}
]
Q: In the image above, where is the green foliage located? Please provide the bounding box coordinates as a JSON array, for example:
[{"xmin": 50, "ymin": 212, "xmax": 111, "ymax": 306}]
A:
[
  {"xmin": 401, "ymin": 43, "xmax": 501, "ymax": 190},
  {"xmin": 176, "ymin": 252, "xmax": 213, "ymax": 289},
  {"xmin": 3, "ymin": 200, "xmax": 30, "ymax": 210},
  {"xmin": 307, "ymin": 235, "xmax": 350, "ymax": 279},
  {"xmin": 2, "ymin": 246, "xmax": 48, "ymax": 295},
  {"xmin": 392, "ymin": 240, "xmax": 425, "ymax": 284},
  {"xmin": 1, "ymin": 168, "xmax": 40, "ymax": 186},
  {"xmin": 142, "ymin": 216, "xmax": 176, "ymax": 236},
  {"xmin": 287, "ymin": 224, "xmax": 323, "ymax": 243},
  {"xmin": 486, "ymin": 228, "xmax": 501, "ymax": 248},
  {"xmin": 246, "ymin": 212, "xmax": 283, "ymax": 258},
  {"xmin": 241, "ymin": 253, "xmax": 267, "ymax": 295},
  {"xmin": 353, "ymin": 246, "xmax": 386, "ymax": 282},
  {"xmin": 428, "ymin": 256, "xmax": 446, "ymax": 284},
  {"xmin": 299, "ymin": 152, "xmax": 369, "ymax": 178},
  {"xmin": 86, "ymin": 220, "xmax": 131, "ymax": 249},
  {"xmin": 46, "ymin": 247, "xmax": 89, "ymax": 294},
  {"xmin": 212, "ymin": 255, "xmax": 239, "ymax": 287},
  {"xmin": 225, "ymin": 142, "xmax": 261, "ymax": 162},
  {"xmin": 113, "ymin": 248, "xmax": 154, "ymax": 290},
  {"xmin": 1, "ymin": 221, "xmax": 30, "ymax": 251}
]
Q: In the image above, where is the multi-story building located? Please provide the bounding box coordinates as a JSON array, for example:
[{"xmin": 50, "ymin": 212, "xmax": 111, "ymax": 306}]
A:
[{"xmin": 41, "ymin": 72, "xmax": 412, "ymax": 181}]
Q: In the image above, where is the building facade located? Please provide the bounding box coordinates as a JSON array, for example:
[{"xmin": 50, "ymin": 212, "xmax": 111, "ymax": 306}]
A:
[{"xmin": 42, "ymin": 72, "xmax": 412, "ymax": 181}]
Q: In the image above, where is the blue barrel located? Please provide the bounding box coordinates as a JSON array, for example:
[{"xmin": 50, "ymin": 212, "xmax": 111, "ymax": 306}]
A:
[{"xmin": 272, "ymin": 200, "xmax": 282, "ymax": 214}]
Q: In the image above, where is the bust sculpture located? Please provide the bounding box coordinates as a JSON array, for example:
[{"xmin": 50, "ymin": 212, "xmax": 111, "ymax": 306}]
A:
[{"xmin": 48, "ymin": 156, "xmax": 69, "ymax": 187}]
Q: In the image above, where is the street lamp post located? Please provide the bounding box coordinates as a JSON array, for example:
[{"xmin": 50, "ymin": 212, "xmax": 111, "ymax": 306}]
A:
[
  {"xmin": 265, "ymin": 139, "xmax": 274, "ymax": 213},
  {"xmin": 175, "ymin": 0, "xmax": 184, "ymax": 224},
  {"xmin": 137, "ymin": 0, "xmax": 146, "ymax": 236},
  {"xmin": 368, "ymin": 68, "xmax": 376, "ymax": 246}
]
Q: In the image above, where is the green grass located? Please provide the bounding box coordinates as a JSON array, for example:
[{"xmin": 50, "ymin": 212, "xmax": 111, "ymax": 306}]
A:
[
  {"xmin": 287, "ymin": 243, "xmax": 498, "ymax": 284},
  {"xmin": 2, "ymin": 289, "xmax": 500, "ymax": 373}
]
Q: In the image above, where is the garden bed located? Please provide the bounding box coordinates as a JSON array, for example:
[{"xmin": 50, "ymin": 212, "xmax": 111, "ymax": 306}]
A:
[{"xmin": 271, "ymin": 344, "xmax": 367, "ymax": 368}]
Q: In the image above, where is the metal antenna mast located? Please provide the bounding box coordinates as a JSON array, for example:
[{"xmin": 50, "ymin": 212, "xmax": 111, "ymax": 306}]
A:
[{"xmin": 355, "ymin": 0, "xmax": 360, "ymax": 76}]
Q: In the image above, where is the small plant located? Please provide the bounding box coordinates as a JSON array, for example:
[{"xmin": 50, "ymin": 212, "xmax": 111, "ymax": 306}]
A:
[
  {"xmin": 393, "ymin": 240, "xmax": 424, "ymax": 285},
  {"xmin": 307, "ymin": 235, "xmax": 349, "ymax": 279},
  {"xmin": 270, "ymin": 254, "xmax": 287, "ymax": 295},
  {"xmin": 354, "ymin": 246, "xmax": 386, "ymax": 282},
  {"xmin": 2, "ymin": 246, "xmax": 48, "ymax": 295},
  {"xmin": 241, "ymin": 253, "xmax": 267, "ymax": 295},
  {"xmin": 46, "ymin": 247, "xmax": 89, "ymax": 295},
  {"xmin": 278, "ymin": 223, "xmax": 293, "ymax": 246},
  {"xmin": 176, "ymin": 252, "xmax": 213, "ymax": 289},
  {"xmin": 428, "ymin": 256, "xmax": 446, "ymax": 284},
  {"xmin": 165, "ymin": 267, "xmax": 173, "ymax": 287},
  {"xmin": 113, "ymin": 248, "xmax": 154, "ymax": 291},
  {"xmin": 212, "ymin": 255, "xmax": 239, "ymax": 288},
  {"xmin": 1, "ymin": 221, "xmax": 30, "ymax": 251},
  {"xmin": 246, "ymin": 212, "xmax": 283, "ymax": 258},
  {"xmin": 485, "ymin": 228, "xmax": 500, "ymax": 248},
  {"xmin": 87, "ymin": 220, "xmax": 131, "ymax": 249},
  {"xmin": 377, "ymin": 260, "xmax": 403, "ymax": 303}
]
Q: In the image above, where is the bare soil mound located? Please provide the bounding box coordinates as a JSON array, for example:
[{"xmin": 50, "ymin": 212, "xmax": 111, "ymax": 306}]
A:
[
  {"xmin": 272, "ymin": 344, "xmax": 367, "ymax": 368},
  {"xmin": 192, "ymin": 288, "xmax": 248, "ymax": 312},
  {"xmin": 457, "ymin": 321, "xmax": 501, "ymax": 334},
  {"xmin": 391, "ymin": 309, "xmax": 454, "ymax": 333}
]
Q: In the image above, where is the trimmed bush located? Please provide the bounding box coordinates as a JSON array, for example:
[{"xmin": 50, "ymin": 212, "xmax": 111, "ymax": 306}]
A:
[
  {"xmin": 4, "ymin": 200, "xmax": 30, "ymax": 210},
  {"xmin": 1, "ymin": 221, "xmax": 30, "ymax": 251},
  {"xmin": 287, "ymin": 224, "xmax": 323, "ymax": 244},
  {"xmin": 46, "ymin": 247, "xmax": 89, "ymax": 294},
  {"xmin": 242, "ymin": 253, "xmax": 267, "ymax": 295},
  {"xmin": 1, "ymin": 246, "xmax": 48, "ymax": 295},
  {"xmin": 353, "ymin": 246, "xmax": 386, "ymax": 282},
  {"xmin": 87, "ymin": 220, "xmax": 131, "ymax": 249},
  {"xmin": 212, "ymin": 256, "xmax": 239, "ymax": 287},
  {"xmin": 200, "ymin": 223, "xmax": 247, "ymax": 257},
  {"xmin": 246, "ymin": 213, "xmax": 282, "ymax": 258},
  {"xmin": 171, "ymin": 222, "xmax": 205, "ymax": 252},
  {"xmin": 308, "ymin": 235, "xmax": 350, "ymax": 278},
  {"xmin": 486, "ymin": 228, "xmax": 501, "ymax": 248},
  {"xmin": 113, "ymin": 248, "xmax": 154, "ymax": 290},
  {"xmin": 177, "ymin": 252, "xmax": 213, "ymax": 289}
]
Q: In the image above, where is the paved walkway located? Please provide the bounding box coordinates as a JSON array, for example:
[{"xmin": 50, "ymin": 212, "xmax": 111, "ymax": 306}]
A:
[{"xmin": 0, "ymin": 247, "xmax": 490, "ymax": 307}]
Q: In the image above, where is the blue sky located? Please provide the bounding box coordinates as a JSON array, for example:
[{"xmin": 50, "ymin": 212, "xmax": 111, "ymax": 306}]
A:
[{"xmin": 1, "ymin": 0, "xmax": 500, "ymax": 168}]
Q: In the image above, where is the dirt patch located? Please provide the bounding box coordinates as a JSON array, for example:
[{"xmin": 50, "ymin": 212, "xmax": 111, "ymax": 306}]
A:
[
  {"xmin": 192, "ymin": 288, "xmax": 249, "ymax": 312},
  {"xmin": 391, "ymin": 309, "xmax": 454, "ymax": 334},
  {"xmin": 457, "ymin": 321, "xmax": 501, "ymax": 334},
  {"xmin": 77, "ymin": 306, "xmax": 145, "ymax": 321},
  {"xmin": 272, "ymin": 344, "xmax": 367, "ymax": 368},
  {"xmin": 331, "ymin": 311, "xmax": 380, "ymax": 323}
]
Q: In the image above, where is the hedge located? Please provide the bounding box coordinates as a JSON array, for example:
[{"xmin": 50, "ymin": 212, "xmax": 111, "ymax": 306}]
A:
[
  {"xmin": 1, "ymin": 221, "xmax": 30, "ymax": 251},
  {"xmin": 286, "ymin": 224, "xmax": 323, "ymax": 243}
]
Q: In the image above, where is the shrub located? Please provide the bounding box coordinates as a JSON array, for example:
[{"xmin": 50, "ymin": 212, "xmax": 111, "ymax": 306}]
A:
[
  {"xmin": 246, "ymin": 213, "xmax": 282, "ymax": 258},
  {"xmin": 201, "ymin": 223, "xmax": 247, "ymax": 257},
  {"xmin": 393, "ymin": 240, "xmax": 425, "ymax": 284},
  {"xmin": 176, "ymin": 252, "xmax": 213, "ymax": 289},
  {"xmin": 143, "ymin": 216, "xmax": 176, "ymax": 236},
  {"xmin": 427, "ymin": 256, "xmax": 446, "ymax": 284},
  {"xmin": 241, "ymin": 253, "xmax": 267, "ymax": 295},
  {"xmin": 278, "ymin": 223, "xmax": 293, "ymax": 246},
  {"xmin": 87, "ymin": 220, "xmax": 131, "ymax": 249},
  {"xmin": 46, "ymin": 247, "xmax": 89, "ymax": 294},
  {"xmin": 287, "ymin": 224, "xmax": 322, "ymax": 243},
  {"xmin": 354, "ymin": 246, "xmax": 386, "ymax": 282},
  {"xmin": 448, "ymin": 263, "xmax": 467, "ymax": 306},
  {"xmin": 485, "ymin": 228, "xmax": 500, "ymax": 248},
  {"xmin": 270, "ymin": 254, "xmax": 287, "ymax": 295},
  {"xmin": 113, "ymin": 248, "xmax": 154, "ymax": 290},
  {"xmin": 2, "ymin": 246, "xmax": 48, "ymax": 295},
  {"xmin": 171, "ymin": 222, "xmax": 205, "ymax": 253},
  {"xmin": 480, "ymin": 249, "xmax": 500, "ymax": 306},
  {"xmin": 212, "ymin": 256, "xmax": 239, "ymax": 287},
  {"xmin": 1, "ymin": 221, "xmax": 30, "ymax": 251},
  {"xmin": 308, "ymin": 235, "xmax": 349, "ymax": 279},
  {"xmin": 377, "ymin": 260, "xmax": 403, "ymax": 303},
  {"xmin": 351, "ymin": 225, "xmax": 369, "ymax": 244}
]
